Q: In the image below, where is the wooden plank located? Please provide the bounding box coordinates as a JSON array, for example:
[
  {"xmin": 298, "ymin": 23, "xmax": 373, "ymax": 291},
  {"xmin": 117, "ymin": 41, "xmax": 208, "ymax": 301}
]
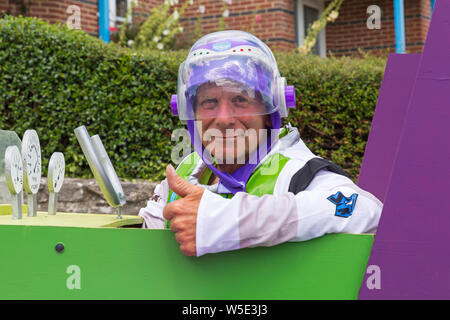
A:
[
  {"xmin": 0, "ymin": 225, "xmax": 373, "ymax": 299},
  {"xmin": 0, "ymin": 210, "xmax": 143, "ymax": 228},
  {"xmin": 0, "ymin": 204, "xmax": 28, "ymax": 215}
]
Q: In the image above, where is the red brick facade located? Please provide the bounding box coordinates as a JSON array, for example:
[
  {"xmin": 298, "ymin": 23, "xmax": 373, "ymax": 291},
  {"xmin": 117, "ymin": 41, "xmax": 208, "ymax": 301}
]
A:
[
  {"xmin": 0, "ymin": 0, "xmax": 433, "ymax": 56},
  {"xmin": 1, "ymin": 0, "xmax": 99, "ymax": 35},
  {"xmin": 325, "ymin": 0, "xmax": 431, "ymax": 55},
  {"xmin": 173, "ymin": 0, "xmax": 296, "ymax": 51}
]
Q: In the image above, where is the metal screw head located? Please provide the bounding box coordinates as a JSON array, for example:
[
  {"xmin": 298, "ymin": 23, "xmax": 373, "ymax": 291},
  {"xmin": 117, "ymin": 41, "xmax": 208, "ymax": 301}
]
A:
[{"xmin": 55, "ymin": 243, "xmax": 64, "ymax": 253}]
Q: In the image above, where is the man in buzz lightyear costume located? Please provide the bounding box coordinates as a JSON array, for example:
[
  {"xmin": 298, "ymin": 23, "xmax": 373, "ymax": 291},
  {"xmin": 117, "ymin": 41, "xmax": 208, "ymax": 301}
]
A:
[{"xmin": 139, "ymin": 30, "xmax": 382, "ymax": 257}]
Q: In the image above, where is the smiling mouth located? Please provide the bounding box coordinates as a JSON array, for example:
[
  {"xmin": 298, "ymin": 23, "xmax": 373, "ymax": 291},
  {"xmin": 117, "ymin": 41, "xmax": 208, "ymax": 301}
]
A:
[
  {"xmin": 210, "ymin": 133, "xmax": 246, "ymax": 139},
  {"xmin": 210, "ymin": 136, "xmax": 246, "ymax": 143}
]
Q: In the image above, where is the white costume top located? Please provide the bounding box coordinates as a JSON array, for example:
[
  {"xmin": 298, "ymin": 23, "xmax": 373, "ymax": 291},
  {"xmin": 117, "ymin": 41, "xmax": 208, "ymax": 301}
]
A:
[{"xmin": 139, "ymin": 126, "xmax": 383, "ymax": 257}]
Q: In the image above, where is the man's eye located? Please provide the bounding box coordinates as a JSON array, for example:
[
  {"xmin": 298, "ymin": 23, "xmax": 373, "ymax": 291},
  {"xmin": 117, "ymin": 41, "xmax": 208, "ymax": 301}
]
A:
[
  {"xmin": 200, "ymin": 99, "xmax": 217, "ymax": 109},
  {"xmin": 232, "ymin": 95, "xmax": 249, "ymax": 107}
]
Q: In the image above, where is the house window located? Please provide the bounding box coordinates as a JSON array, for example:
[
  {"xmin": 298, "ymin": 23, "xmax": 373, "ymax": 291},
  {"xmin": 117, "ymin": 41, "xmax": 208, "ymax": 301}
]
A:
[
  {"xmin": 109, "ymin": 0, "xmax": 135, "ymax": 28},
  {"xmin": 296, "ymin": 0, "xmax": 326, "ymax": 57},
  {"xmin": 116, "ymin": 0, "xmax": 128, "ymax": 20}
]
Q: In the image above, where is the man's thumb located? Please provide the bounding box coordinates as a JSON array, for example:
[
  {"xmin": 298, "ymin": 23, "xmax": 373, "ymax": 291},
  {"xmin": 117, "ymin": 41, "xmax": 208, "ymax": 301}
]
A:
[{"xmin": 166, "ymin": 164, "xmax": 197, "ymax": 198}]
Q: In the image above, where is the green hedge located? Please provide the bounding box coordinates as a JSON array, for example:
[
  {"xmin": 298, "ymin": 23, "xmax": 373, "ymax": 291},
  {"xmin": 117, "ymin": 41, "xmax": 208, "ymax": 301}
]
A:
[
  {"xmin": 276, "ymin": 52, "xmax": 386, "ymax": 179},
  {"xmin": 0, "ymin": 16, "xmax": 386, "ymax": 182}
]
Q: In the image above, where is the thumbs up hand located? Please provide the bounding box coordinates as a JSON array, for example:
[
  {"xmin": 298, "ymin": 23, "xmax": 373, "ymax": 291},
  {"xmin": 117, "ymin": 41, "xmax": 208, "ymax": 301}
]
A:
[{"xmin": 163, "ymin": 164, "xmax": 205, "ymax": 256}]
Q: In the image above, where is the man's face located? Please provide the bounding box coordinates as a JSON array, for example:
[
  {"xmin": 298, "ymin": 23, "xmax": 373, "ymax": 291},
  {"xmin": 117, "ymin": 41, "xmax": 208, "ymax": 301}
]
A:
[{"xmin": 194, "ymin": 81, "xmax": 271, "ymax": 166}]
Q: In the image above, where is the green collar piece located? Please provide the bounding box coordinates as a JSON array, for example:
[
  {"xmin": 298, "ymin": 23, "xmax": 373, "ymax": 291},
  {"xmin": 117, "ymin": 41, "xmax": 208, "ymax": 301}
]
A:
[{"xmin": 165, "ymin": 125, "xmax": 297, "ymax": 228}]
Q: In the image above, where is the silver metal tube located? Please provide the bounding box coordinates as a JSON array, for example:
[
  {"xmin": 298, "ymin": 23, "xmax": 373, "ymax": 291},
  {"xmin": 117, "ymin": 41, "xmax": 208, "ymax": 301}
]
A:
[
  {"xmin": 91, "ymin": 134, "xmax": 126, "ymax": 206},
  {"xmin": 74, "ymin": 126, "xmax": 121, "ymax": 208},
  {"xmin": 12, "ymin": 193, "xmax": 22, "ymax": 220},
  {"xmin": 74, "ymin": 126, "xmax": 126, "ymax": 219},
  {"xmin": 116, "ymin": 206, "xmax": 122, "ymax": 220},
  {"xmin": 27, "ymin": 193, "xmax": 37, "ymax": 217},
  {"xmin": 48, "ymin": 192, "xmax": 58, "ymax": 215}
]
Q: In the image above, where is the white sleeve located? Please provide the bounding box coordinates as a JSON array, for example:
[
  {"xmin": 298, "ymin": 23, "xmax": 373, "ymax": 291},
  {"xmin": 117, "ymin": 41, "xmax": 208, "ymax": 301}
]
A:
[
  {"xmin": 138, "ymin": 179, "xmax": 169, "ymax": 229},
  {"xmin": 195, "ymin": 171, "xmax": 382, "ymax": 257}
]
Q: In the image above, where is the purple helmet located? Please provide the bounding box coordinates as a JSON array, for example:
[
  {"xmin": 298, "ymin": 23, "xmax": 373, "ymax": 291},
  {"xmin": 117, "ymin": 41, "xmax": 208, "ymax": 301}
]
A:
[
  {"xmin": 171, "ymin": 30, "xmax": 296, "ymax": 194},
  {"xmin": 172, "ymin": 30, "xmax": 295, "ymax": 120}
]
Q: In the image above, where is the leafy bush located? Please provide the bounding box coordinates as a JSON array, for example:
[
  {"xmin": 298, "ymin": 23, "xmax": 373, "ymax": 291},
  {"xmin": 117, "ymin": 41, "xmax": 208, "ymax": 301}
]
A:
[
  {"xmin": 0, "ymin": 16, "xmax": 386, "ymax": 182},
  {"xmin": 276, "ymin": 52, "xmax": 386, "ymax": 179},
  {"xmin": 116, "ymin": 1, "xmax": 189, "ymax": 51}
]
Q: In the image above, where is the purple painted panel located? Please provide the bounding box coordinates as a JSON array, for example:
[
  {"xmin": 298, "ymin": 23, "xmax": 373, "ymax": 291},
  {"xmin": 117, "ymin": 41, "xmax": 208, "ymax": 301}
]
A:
[
  {"xmin": 357, "ymin": 54, "xmax": 421, "ymax": 203},
  {"xmin": 359, "ymin": 0, "xmax": 450, "ymax": 299}
]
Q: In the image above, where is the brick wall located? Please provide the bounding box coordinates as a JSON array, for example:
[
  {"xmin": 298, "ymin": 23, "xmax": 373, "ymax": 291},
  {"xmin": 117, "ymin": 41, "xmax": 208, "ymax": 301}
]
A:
[
  {"xmin": 0, "ymin": 0, "xmax": 158, "ymax": 37},
  {"xmin": 325, "ymin": 0, "xmax": 431, "ymax": 56},
  {"xmin": 167, "ymin": 0, "xmax": 432, "ymax": 55},
  {"xmin": 1, "ymin": 0, "xmax": 99, "ymax": 35},
  {"xmin": 0, "ymin": 0, "xmax": 433, "ymax": 55},
  {"xmin": 132, "ymin": 0, "xmax": 160, "ymax": 24},
  {"xmin": 173, "ymin": 0, "xmax": 297, "ymax": 52},
  {"xmin": 0, "ymin": 0, "xmax": 20, "ymax": 16}
]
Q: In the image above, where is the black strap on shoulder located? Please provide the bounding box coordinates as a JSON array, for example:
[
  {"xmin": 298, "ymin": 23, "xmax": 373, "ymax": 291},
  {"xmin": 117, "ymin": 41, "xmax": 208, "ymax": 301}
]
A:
[{"xmin": 288, "ymin": 157, "xmax": 349, "ymax": 195}]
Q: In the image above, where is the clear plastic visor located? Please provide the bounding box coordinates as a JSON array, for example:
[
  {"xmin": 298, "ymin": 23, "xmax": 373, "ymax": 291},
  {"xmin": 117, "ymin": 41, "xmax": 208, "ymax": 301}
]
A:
[
  {"xmin": 180, "ymin": 55, "xmax": 277, "ymax": 120},
  {"xmin": 193, "ymin": 79, "xmax": 271, "ymax": 120}
]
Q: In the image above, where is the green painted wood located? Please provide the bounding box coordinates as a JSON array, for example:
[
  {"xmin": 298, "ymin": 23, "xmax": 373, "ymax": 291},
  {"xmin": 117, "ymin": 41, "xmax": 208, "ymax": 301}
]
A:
[{"xmin": 0, "ymin": 225, "xmax": 373, "ymax": 300}]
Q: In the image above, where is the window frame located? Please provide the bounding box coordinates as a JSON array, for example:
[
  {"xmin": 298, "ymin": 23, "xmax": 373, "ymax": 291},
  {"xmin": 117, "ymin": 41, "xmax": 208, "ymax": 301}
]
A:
[
  {"xmin": 296, "ymin": 0, "xmax": 327, "ymax": 57},
  {"xmin": 109, "ymin": 0, "xmax": 135, "ymax": 27}
]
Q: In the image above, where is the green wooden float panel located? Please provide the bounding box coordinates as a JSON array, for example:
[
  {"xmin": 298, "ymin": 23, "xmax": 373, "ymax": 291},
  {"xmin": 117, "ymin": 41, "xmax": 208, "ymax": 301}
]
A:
[{"xmin": 0, "ymin": 223, "xmax": 373, "ymax": 300}]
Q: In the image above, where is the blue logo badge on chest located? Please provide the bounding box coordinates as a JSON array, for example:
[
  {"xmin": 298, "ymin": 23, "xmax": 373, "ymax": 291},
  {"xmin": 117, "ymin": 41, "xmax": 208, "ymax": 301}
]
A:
[
  {"xmin": 327, "ymin": 191, "xmax": 358, "ymax": 218},
  {"xmin": 150, "ymin": 194, "xmax": 161, "ymax": 203}
]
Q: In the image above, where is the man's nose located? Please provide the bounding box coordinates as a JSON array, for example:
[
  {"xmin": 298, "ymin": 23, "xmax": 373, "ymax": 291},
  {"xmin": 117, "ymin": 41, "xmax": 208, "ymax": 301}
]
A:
[{"xmin": 214, "ymin": 99, "xmax": 235, "ymax": 126}]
